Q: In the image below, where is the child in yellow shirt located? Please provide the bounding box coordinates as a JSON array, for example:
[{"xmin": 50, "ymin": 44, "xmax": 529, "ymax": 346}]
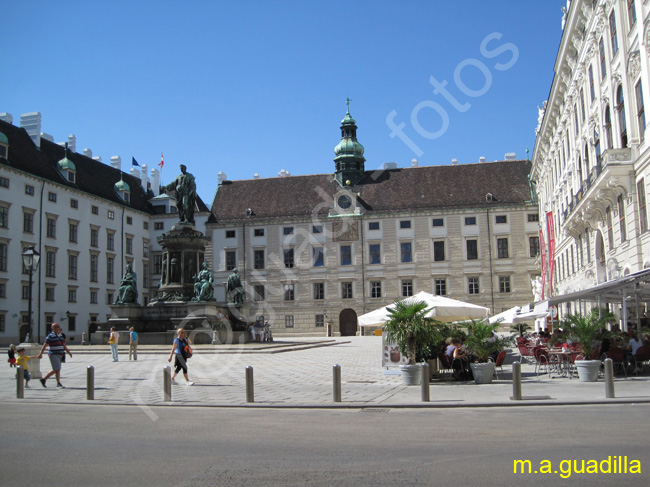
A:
[{"xmin": 15, "ymin": 348, "xmax": 32, "ymax": 388}]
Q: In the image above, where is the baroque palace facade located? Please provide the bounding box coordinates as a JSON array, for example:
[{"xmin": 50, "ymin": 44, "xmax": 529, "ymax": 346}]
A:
[{"xmin": 532, "ymin": 0, "xmax": 650, "ymax": 320}]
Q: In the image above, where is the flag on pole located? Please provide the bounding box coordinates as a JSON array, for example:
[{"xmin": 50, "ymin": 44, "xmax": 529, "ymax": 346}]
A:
[
  {"xmin": 132, "ymin": 157, "xmax": 140, "ymax": 167},
  {"xmin": 159, "ymin": 153, "xmax": 164, "ymax": 169}
]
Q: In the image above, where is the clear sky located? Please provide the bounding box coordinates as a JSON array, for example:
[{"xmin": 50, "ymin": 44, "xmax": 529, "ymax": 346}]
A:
[{"xmin": 3, "ymin": 0, "xmax": 565, "ymax": 205}]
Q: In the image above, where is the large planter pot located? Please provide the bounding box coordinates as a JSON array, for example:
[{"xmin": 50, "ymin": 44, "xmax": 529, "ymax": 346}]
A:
[
  {"xmin": 470, "ymin": 362, "xmax": 496, "ymax": 384},
  {"xmin": 400, "ymin": 364, "xmax": 422, "ymax": 386},
  {"xmin": 575, "ymin": 359, "xmax": 600, "ymax": 382}
]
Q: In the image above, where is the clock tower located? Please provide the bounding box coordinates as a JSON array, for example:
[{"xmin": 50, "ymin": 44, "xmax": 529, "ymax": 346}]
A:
[{"xmin": 334, "ymin": 99, "xmax": 365, "ymax": 187}]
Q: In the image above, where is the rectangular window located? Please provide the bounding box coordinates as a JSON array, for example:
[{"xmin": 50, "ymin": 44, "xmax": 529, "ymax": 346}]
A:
[
  {"xmin": 143, "ymin": 241, "xmax": 150, "ymax": 258},
  {"xmin": 106, "ymin": 232, "xmax": 115, "ymax": 251},
  {"xmin": 48, "ymin": 192, "xmax": 57, "ymax": 202},
  {"xmin": 226, "ymin": 250, "xmax": 236, "ymax": 271},
  {"xmin": 610, "ymin": 10, "xmax": 619, "ymax": 55},
  {"xmin": 126, "ymin": 216, "xmax": 132, "ymax": 225},
  {"xmin": 399, "ymin": 220, "xmax": 411, "ymax": 229},
  {"xmin": 468, "ymin": 276, "xmax": 479, "ymax": 295},
  {"xmin": 25, "ymin": 184, "xmax": 35, "ymax": 196},
  {"xmin": 90, "ymin": 291, "xmax": 98, "ymax": 304},
  {"xmin": 428, "ymin": 218, "xmax": 442, "ymax": 228},
  {"xmin": 283, "ymin": 226, "xmax": 294, "ymax": 235},
  {"xmin": 628, "ymin": 0, "xmax": 636, "ymax": 28},
  {"xmin": 315, "ymin": 315, "xmax": 325, "ymax": 328},
  {"xmin": 433, "ymin": 240, "xmax": 445, "ymax": 261},
  {"xmin": 586, "ymin": 230, "xmax": 592, "ymax": 263},
  {"xmin": 126, "ymin": 237, "xmax": 133, "ymax": 254},
  {"xmin": 0, "ymin": 315, "xmax": 4, "ymax": 333},
  {"xmin": 370, "ymin": 281, "xmax": 381, "ymax": 298},
  {"xmin": 0, "ymin": 177, "xmax": 7, "ymax": 188},
  {"xmin": 312, "ymin": 247, "xmax": 324, "ymax": 267},
  {"xmin": 340, "ymin": 245, "xmax": 352, "ymax": 266},
  {"xmin": 497, "ymin": 237, "xmax": 509, "ymax": 259},
  {"xmin": 435, "ymin": 278, "xmax": 446, "ymax": 296},
  {"xmin": 23, "ymin": 212, "xmax": 34, "ymax": 233},
  {"xmin": 495, "ymin": 215, "xmax": 507, "ymax": 224},
  {"xmin": 283, "ymin": 248, "xmax": 294, "ymax": 268},
  {"xmin": 22, "ymin": 285, "xmax": 30, "ymax": 300},
  {"xmin": 529, "ymin": 236, "xmax": 540, "ymax": 258},
  {"xmin": 578, "ymin": 235, "xmax": 584, "ymax": 268},
  {"xmin": 402, "ymin": 279, "xmax": 413, "ymax": 297},
  {"xmin": 0, "ymin": 206, "xmax": 7, "ymax": 228},
  {"xmin": 285, "ymin": 316, "xmax": 294, "ymax": 328},
  {"xmin": 369, "ymin": 243, "xmax": 381, "ymax": 264},
  {"xmin": 313, "ymin": 282, "xmax": 324, "ymax": 300},
  {"xmin": 91, "ymin": 205, "xmax": 98, "ymax": 215},
  {"xmin": 284, "ymin": 283, "xmax": 294, "ymax": 301},
  {"xmin": 107, "ymin": 293, "xmax": 114, "ymax": 305},
  {"xmin": 68, "ymin": 255, "xmax": 78, "ymax": 280},
  {"xmin": 606, "ymin": 206, "xmax": 614, "ymax": 249},
  {"xmin": 46, "ymin": 217, "xmax": 56, "ymax": 238},
  {"xmin": 143, "ymin": 264, "xmax": 149, "ymax": 288},
  {"xmin": 636, "ymin": 81, "xmax": 645, "ymax": 139},
  {"xmin": 341, "ymin": 282, "xmax": 353, "ymax": 299},
  {"xmin": 638, "ymin": 179, "xmax": 647, "ymax": 233},
  {"xmin": 154, "ymin": 222, "xmax": 164, "ymax": 230},
  {"xmin": 91, "ymin": 228, "xmax": 99, "ymax": 247},
  {"xmin": 588, "ymin": 65, "xmax": 595, "ymax": 102},
  {"xmin": 46, "ymin": 251, "xmax": 56, "ymax": 277},
  {"xmin": 527, "ymin": 213, "xmax": 539, "ymax": 222},
  {"xmin": 107, "ymin": 256, "xmax": 114, "ymax": 284},
  {"xmin": 465, "ymin": 216, "xmax": 476, "ymax": 225},
  {"xmin": 400, "ymin": 242, "xmax": 412, "ymax": 263},
  {"xmin": 312, "ymin": 225, "xmax": 322, "ymax": 234},
  {"xmin": 226, "ymin": 230, "xmax": 236, "ymax": 238},
  {"xmin": 580, "ymin": 89, "xmax": 586, "ymax": 120},
  {"xmin": 254, "ymin": 228, "xmax": 264, "ymax": 237},
  {"xmin": 0, "ymin": 283, "xmax": 5, "ymax": 298},
  {"xmin": 108, "ymin": 210, "xmax": 115, "ymax": 220},
  {"xmin": 466, "ymin": 239, "xmax": 478, "ymax": 260},
  {"xmin": 90, "ymin": 254, "xmax": 98, "ymax": 282},
  {"xmin": 254, "ymin": 250, "xmax": 265, "ymax": 269},
  {"xmin": 68, "ymin": 289, "xmax": 77, "ymax": 303},
  {"xmin": 499, "ymin": 276, "xmax": 511, "ymax": 293},
  {"xmin": 153, "ymin": 254, "xmax": 163, "ymax": 274},
  {"xmin": 618, "ymin": 194, "xmax": 627, "ymax": 242},
  {"xmin": 0, "ymin": 243, "xmax": 5, "ymax": 271},
  {"xmin": 254, "ymin": 285, "xmax": 265, "ymax": 302},
  {"xmin": 45, "ymin": 287, "xmax": 55, "ymax": 301},
  {"xmin": 599, "ymin": 38, "xmax": 606, "ymax": 80},
  {"xmin": 368, "ymin": 221, "xmax": 380, "ymax": 230},
  {"xmin": 69, "ymin": 223, "xmax": 78, "ymax": 242}
]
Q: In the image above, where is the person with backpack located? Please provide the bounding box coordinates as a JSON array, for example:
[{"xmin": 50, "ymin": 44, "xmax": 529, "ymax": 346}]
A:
[{"xmin": 168, "ymin": 328, "xmax": 194, "ymax": 386}]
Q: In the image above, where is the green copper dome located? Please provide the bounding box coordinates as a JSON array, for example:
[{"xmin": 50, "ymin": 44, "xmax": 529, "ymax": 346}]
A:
[
  {"xmin": 334, "ymin": 137, "xmax": 365, "ymax": 158},
  {"xmin": 57, "ymin": 154, "xmax": 76, "ymax": 171},
  {"xmin": 114, "ymin": 179, "xmax": 130, "ymax": 192}
]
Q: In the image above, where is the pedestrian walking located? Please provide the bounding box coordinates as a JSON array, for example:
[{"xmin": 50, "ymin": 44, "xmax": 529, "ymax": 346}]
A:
[
  {"xmin": 109, "ymin": 327, "xmax": 119, "ymax": 362},
  {"xmin": 7, "ymin": 344, "xmax": 16, "ymax": 367},
  {"xmin": 128, "ymin": 326, "xmax": 138, "ymax": 361},
  {"xmin": 38, "ymin": 322, "xmax": 73, "ymax": 388},
  {"xmin": 167, "ymin": 328, "xmax": 194, "ymax": 385},
  {"xmin": 15, "ymin": 347, "xmax": 32, "ymax": 387}
]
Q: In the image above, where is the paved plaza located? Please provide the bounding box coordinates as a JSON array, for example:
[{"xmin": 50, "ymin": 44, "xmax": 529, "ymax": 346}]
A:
[{"xmin": 2, "ymin": 336, "xmax": 650, "ymax": 408}]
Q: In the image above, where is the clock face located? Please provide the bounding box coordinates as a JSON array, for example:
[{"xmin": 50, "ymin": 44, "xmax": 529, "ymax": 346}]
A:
[{"xmin": 338, "ymin": 195, "xmax": 352, "ymax": 209}]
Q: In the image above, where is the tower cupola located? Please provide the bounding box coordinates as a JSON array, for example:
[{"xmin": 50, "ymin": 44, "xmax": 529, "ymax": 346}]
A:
[{"xmin": 334, "ymin": 98, "xmax": 365, "ymax": 186}]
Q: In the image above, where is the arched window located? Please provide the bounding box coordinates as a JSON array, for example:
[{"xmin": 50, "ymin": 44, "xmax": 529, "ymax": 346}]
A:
[
  {"xmin": 604, "ymin": 105, "xmax": 613, "ymax": 149},
  {"xmin": 617, "ymin": 85, "xmax": 627, "ymax": 147}
]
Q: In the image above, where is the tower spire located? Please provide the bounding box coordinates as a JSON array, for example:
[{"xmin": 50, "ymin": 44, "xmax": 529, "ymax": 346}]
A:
[{"xmin": 334, "ymin": 99, "xmax": 365, "ymax": 186}]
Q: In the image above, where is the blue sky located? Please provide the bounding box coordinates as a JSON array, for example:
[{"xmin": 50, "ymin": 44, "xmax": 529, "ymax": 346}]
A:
[{"xmin": 3, "ymin": 1, "xmax": 564, "ymax": 204}]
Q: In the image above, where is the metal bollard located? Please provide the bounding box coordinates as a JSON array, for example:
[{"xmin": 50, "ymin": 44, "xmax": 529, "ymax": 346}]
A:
[
  {"xmin": 333, "ymin": 364, "xmax": 341, "ymax": 402},
  {"xmin": 604, "ymin": 358, "xmax": 615, "ymax": 398},
  {"xmin": 163, "ymin": 366, "xmax": 172, "ymax": 402},
  {"xmin": 86, "ymin": 366, "xmax": 95, "ymax": 400},
  {"xmin": 16, "ymin": 366, "xmax": 24, "ymax": 399},
  {"xmin": 512, "ymin": 361, "xmax": 522, "ymax": 401},
  {"xmin": 245, "ymin": 366, "xmax": 254, "ymax": 403},
  {"xmin": 421, "ymin": 363, "xmax": 430, "ymax": 402}
]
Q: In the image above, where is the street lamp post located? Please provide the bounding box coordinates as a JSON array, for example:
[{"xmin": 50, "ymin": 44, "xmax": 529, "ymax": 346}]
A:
[{"xmin": 22, "ymin": 247, "xmax": 40, "ymax": 343}]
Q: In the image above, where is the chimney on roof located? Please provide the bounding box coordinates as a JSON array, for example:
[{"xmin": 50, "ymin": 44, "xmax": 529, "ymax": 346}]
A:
[
  {"xmin": 411, "ymin": 158, "xmax": 418, "ymax": 168},
  {"xmin": 92, "ymin": 156, "xmax": 102, "ymax": 162},
  {"xmin": 110, "ymin": 156, "xmax": 121, "ymax": 170},
  {"xmin": 504, "ymin": 152, "xmax": 516, "ymax": 161},
  {"xmin": 451, "ymin": 158, "xmax": 458, "ymax": 165},
  {"xmin": 20, "ymin": 112, "xmax": 42, "ymax": 147},
  {"xmin": 130, "ymin": 167, "xmax": 141, "ymax": 179},
  {"xmin": 217, "ymin": 171, "xmax": 227, "ymax": 185},
  {"xmin": 0, "ymin": 113, "xmax": 13, "ymax": 124},
  {"xmin": 83, "ymin": 148, "xmax": 92, "ymax": 158},
  {"xmin": 41, "ymin": 133, "xmax": 54, "ymax": 142},
  {"xmin": 278, "ymin": 169, "xmax": 290, "ymax": 177},
  {"xmin": 140, "ymin": 164, "xmax": 149, "ymax": 192},
  {"xmin": 383, "ymin": 162, "xmax": 398, "ymax": 169},
  {"xmin": 150, "ymin": 168, "xmax": 160, "ymax": 196},
  {"xmin": 479, "ymin": 156, "xmax": 486, "ymax": 163},
  {"xmin": 67, "ymin": 135, "xmax": 76, "ymax": 153},
  {"xmin": 253, "ymin": 173, "xmax": 260, "ymax": 179}
]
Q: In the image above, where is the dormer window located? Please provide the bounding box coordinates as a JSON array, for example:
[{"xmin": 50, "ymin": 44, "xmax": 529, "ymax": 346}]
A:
[
  {"xmin": 57, "ymin": 143, "xmax": 76, "ymax": 184},
  {"xmin": 114, "ymin": 179, "xmax": 131, "ymax": 203},
  {"xmin": 0, "ymin": 131, "xmax": 8, "ymax": 159}
]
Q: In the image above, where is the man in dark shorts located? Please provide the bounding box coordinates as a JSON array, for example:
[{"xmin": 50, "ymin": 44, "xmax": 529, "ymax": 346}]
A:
[{"xmin": 37, "ymin": 322, "xmax": 73, "ymax": 388}]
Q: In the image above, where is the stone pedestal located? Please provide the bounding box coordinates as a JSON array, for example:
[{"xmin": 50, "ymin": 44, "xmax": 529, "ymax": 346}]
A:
[{"xmin": 18, "ymin": 342, "xmax": 43, "ymax": 380}]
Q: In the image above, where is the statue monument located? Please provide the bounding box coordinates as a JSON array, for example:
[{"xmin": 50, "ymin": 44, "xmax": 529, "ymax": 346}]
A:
[
  {"xmin": 192, "ymin": 262, "xmax": 214, "ymax": 302},
  {"xmin": 227, "ymin": 268, "xmax": 245, "ymax": 307},
  {"xmin": 116, "ymin": 263, "xmax": 138, "ymax": 304},
  {"xmin": 165, "ymin": 164, "xmax": 197, "ymax": 224}
]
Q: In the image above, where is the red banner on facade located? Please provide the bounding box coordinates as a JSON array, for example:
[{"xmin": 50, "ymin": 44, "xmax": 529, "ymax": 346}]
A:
[
  {"xmin": 539, "ymin": 227, "xmax": 546, "ymax": 300},
  {"xmin": 546, "ymin": 211, "xmax": 555, "ymax": 297}
]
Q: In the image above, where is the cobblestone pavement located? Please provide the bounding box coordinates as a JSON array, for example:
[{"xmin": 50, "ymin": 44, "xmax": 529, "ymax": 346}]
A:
[{"xmin": 2, "ymin": 336, "xmax": 650, "ymax": 408}]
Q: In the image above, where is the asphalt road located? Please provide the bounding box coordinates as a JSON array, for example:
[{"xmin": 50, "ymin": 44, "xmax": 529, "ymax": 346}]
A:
[{"xmin": 2, "ymin": 403, "xmax": 648, "ymax": 486}]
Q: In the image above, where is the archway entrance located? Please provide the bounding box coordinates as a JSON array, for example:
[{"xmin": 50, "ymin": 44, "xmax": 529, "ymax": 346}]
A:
[{"xmin": 339, "ymin": 309, "xmax": 358, "ymax": 336}]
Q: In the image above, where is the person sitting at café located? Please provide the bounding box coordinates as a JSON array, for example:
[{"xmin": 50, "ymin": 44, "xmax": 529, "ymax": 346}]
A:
[{"xmin": 446, "ymin": 338, "xmax": 471, "ymax": 380}]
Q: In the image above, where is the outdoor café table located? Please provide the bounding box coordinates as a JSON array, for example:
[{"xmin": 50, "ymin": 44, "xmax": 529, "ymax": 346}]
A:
[{"xmin": 547, "ymin": 349, "xmax": 579, "ymax": 378}]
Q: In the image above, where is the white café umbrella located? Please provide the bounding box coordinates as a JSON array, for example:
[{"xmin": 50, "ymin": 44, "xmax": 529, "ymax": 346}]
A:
[
  {"xmin": 489, "ymin": 305, "xmax": 548, "ymax": 325},
  {"xmin": 358, "ymin": 291, "xmax": 489, "ymax": 326}
]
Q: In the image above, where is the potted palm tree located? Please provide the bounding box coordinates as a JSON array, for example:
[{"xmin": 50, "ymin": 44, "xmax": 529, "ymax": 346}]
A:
[
  {"xmin": 563, "ymin": 310, "xmax": 609, "ymax": 382},
  {"xmin": 383, "ymin": 299, "xmax": 442, "ymax": 385},
  {"xmin": 509, "ymin": 322, "xmax": 530, "ymax": 338},
  {"xmin": 463, "ymin": 320, "xmax": 513, "ymax": 384}
]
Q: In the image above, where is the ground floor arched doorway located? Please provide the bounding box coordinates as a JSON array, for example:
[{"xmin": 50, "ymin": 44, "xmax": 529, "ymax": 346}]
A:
[{"xmin": 339, "ymin": 309, "xmax": 358, "ymax": 336}]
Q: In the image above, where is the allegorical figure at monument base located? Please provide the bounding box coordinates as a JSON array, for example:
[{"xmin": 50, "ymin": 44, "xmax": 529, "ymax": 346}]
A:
[
  {"xmin": 116, "ymin": 263, "xmax": 138, "ymax": 304},
  {"xmin": 227, "ymin": 268, "xmax": 245, "ymax": 307},
  {"xmin": 165, "ymin": 164, "xmax": 197, "ymax": 224},
  {"xmin": 192, "ymin": 262, "xmax": 214, "ymax": 302}
]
